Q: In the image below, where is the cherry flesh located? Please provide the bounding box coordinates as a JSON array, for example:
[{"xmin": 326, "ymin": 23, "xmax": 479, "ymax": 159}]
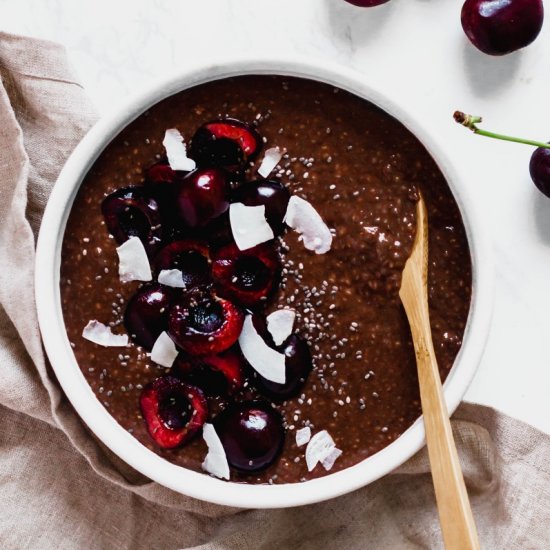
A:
[
  {"xmin": 153, "ymin": 239, "xmax": 211, "ymax": 290},
  {"xmin": 212, "ymin": 242, "xmax": 280, "ymax": 308},
  {"xmin": 190, "ymin": 119, "xmax": 262, "ymax": 172},
  {"xmin": 168, "ymin": 294, "xmax": 244, "ymax": 355},
  {"xmin": 140, "ymin": 376, "xmax": 208, "ymax": 449},
  {"xmin": 101, "ymin": 187, "xmax": 162, "ymax": 256}
]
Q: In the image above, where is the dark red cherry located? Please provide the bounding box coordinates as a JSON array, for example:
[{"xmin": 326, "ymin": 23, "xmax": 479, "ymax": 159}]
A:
[
  {"xmin": 212, "ymin": 242, "xmax": 280, "ymax": 308},
  {"xmin": 461, "ymin": 0, "xmax": 544, "ymax": 55},
  {"xmin": 530, "ymin": 146, "xmax": 550, "ymax": 198},
  {"xmin": 124, "ymin": 283, "xmax": 174, "ymax": 350},
  {"xmin": 168, "ymin": 293, "xmax": 244, "ymax": 356},
  {"xmin": 343, "ymin": 0, "xmax": 390, "ymax": 6},
  {"xmin": 200, "ymin": 349, "xmax": 245, "ymax": 392},
  {"xmin": 175, "ymin": 348, "xmax": 245, "ymax": 395},
  {"xmin": 256, "ymin": 334, "xmax": 313, "ymax": 400},
  {"xmin": 101, "ymin": 187, "xmax": 162, "ymax": 256},
  {"xmin": 190, "ymin": 119, "xmax": 262, "ymax": 172},
  {"xmin": 214, "ymin": 401, "xmax": 284, "ymax": 472},
  {"xmin": 232, "ymin": 180, "xmax": 290, "ymax": 235},
  {"xmin": 175, "ymin": 168, "xmax": 229, "ymax": 228},
  {"xmin": 153, "ymin": 240, "xmax": 211, "ymax": 290},
  {"xmin": 143, "ymin": 161, "xmax": 178, "ymax": 209},
  {"xmin": 140, "ymin": 376, "xmax": 207, "ymax": 449},
  {"xmin": 145, "ymin": 160, "xmax": 177, "ymax": 185}
]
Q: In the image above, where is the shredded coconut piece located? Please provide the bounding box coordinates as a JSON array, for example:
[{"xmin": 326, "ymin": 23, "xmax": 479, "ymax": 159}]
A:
[
  {"xmin": 305, "ymin": 430, "xmax": 338, "ymax": 471},
  {"xmin": 257, "ymin": 146, "xmax": 283, "ymax": 178},
  {"xmin": 238, "ymin": 315, "xmax": 286, "ymax": 384},
  {"xmin": 284, "ymin": 196, "xmax": 332, "ymax": 254},
  {"xmin": 82, "ymin": 320, "xmax": 128, "ymax": 347},
  {"xmin": 229, "ymin": 203, "xmax": 274, "ymax": 251},
  {"xmin": 266, "ymin": 309, "xmax": 296, "ymax": 346},
  {"xmin": 202, "ymin": 423, "xmax": 230, "ymax": 480},
  {"xmin": 163, "ymin": 128, "xmax": 196, "ymax": 171},
  {"xmin": 321, "ymin": 447, "xmax": 342, "ymax": 471},
  {"xmin": 150, "ymin": 331, "xmax": 178, "ymax": 368},
  {"xmin": 116, "ymin": 237, "xmax": 152, "ymax": 283},
  {"xmin": 158, "ymin": 269, "xmax": 185, "ymax": 288},
  {"xmin": 295, "ymin": 426, "xmax": 312, "ymax": 447}
]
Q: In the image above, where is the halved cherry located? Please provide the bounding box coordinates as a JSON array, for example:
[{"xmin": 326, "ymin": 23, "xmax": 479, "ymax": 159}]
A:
[
  {"xmin": 168, "ymin": 293, "xmax": 244, "ymax": 356},
  {"xmin": 101, "ymin": 186, "xmax": 162, "ymax": 256},
  {"xmin": 256, "ymin": 334, "xmax": 313, "ymax": 400},
  {"xmin": 140, "ymin": 376, "xmax": 208, "ymax": 449},
  {"xmin": 190, "ymin": 118, "xmax": 262, "ymax": 172},
  {"xmin": 175, "ymin": 348, "xmax": 246, "ymax": 395},
  {"xmin": 144, "ymin": 160, "xmax": 177, "ymax": 185},
  {"xmin": 201, "ymin": 348, "xmax": 245, "ymax": 391},
  {"xmin": 212, "ymin": 242, "xmax": 280, "ymax": 308},
  {"xmin": 124, "ymin": 283, "xmax": 174, "ymax": 351},
  {"xmin": 153, "ymin": 239, "xmax": 211, "ymax": 290}
]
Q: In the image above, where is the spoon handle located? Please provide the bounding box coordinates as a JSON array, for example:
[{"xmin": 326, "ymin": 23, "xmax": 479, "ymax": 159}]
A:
[
  {"xmin": 410, "ymin": 309, "xmax": 480, "ymax": 550},
  {"xmin": 400, "ymin": 195, "xmax": 480, "ymax": 550}
]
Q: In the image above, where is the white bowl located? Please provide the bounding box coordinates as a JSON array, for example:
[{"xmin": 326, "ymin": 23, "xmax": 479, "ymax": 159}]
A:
[{"xmin": 35, "ymin": 57, "xmax": 494, "ymax": 509}]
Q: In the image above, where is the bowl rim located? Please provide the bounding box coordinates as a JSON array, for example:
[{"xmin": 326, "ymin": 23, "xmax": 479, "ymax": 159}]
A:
[{"xmin": 35, "ymin": 55, "xmax": 494, "ymax": 509}]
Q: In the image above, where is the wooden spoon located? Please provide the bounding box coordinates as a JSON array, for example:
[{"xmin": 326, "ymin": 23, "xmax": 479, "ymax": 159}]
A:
[{"xmin": 399, "ymin": 193, "xmax": 480, "ymax": 550}]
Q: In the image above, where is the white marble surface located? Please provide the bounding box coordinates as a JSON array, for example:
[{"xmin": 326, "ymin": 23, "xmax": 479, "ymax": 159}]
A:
[{"xmin": 2, "ymin": 0, "xmax": 550, "ymax": 434}]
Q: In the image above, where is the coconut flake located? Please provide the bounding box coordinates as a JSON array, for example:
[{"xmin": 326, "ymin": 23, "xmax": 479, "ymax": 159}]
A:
[
  {"xmin": 158, "ymin": 269, "xmax": 185, "ymax": 288},
  {"xmin": 202, "ymin": 423, "xmax": 230, "ymax": 480},
  {"xmin": 257, "ymin": 146, "xmax": 283, "ymax": 178},
  {"xmin": 150, "ymin": 331, "xmax": 178, "ymax": 368},
  {"xmin": 266, "ymin": 309, "xmax": 296, "ymax": 346},
  {"xmin": 229, "ymin": 202, "xmax": 274, "ymax": 251},
  {"xmin": 321, "ymin": 447, "xmax": 342, "ymax": 471},
  {"xmin": 238, "ymin": 314, "xmax": 286, "ymax": 384},
  {"xmin": 295, "ymin": 426, "xmax": 312, "ymax": 447},
  {"xmin": 284, "ymin": 196, "xmax": 332, "ymax": 254},
  {"xmin": 163, "ymin": 128, "xmax": 196, "ymax": 171},
  {"xmin": 82, "ymin": 320, "xmax": 128, "ymax": 347},
  {"xmin": 116, "ymin": 237, "xmax": 152, "ymax": 283},
  {"xmin": 305, "ymin": 430, "xmax": 338, "ymax": 472}
]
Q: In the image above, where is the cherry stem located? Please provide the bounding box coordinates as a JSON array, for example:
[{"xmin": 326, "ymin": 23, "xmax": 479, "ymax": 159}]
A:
[{"xmin": 453, "ymin": 111, "xmax": 550, "ymax": 150}]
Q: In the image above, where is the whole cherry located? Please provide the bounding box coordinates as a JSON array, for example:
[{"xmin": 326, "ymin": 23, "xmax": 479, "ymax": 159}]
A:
[
  {"xmin": 461, "ymin": 0, "xmax": 544, "ymax": 56},
  {"xmin": 175, "ymin": 168, "xmax": 229, "ymax": 228},
  {"xmin": 529, "ymin": 148, "xmax": 550, "ymax": 198},
  {"xmin": 256, "ymin": 334, "xmax": 313, "ymax": 400},
  {"xmin": 343, "ymin": 0, "xmax": 390, "ymax": 6},
  {"xmin": 232, "ymin": 180, "xmax": 290, "ymax": 235},
  {"xmin": 124, "ymin": 283, "xmax": 174, "ymax": 351},
  {"xmin": 214, "ymin": 401, "xmax": 285, "ymax": 472}
]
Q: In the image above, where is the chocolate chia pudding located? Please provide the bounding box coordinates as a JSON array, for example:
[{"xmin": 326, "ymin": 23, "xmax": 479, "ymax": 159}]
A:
[{"xmin": 60, "ymin": 75, "xmax": 471, "ymax": 484}]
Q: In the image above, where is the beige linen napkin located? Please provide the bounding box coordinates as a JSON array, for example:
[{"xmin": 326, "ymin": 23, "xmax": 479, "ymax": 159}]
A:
[{"xmin": 1, "ymin": 31, "xmax": 549, "ymax": 550}]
